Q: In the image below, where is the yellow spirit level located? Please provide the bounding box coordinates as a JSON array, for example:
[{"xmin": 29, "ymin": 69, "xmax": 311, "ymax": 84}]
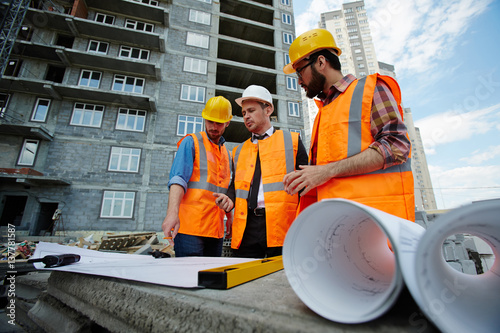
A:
[{"xmin": 198, "ymin": 256, "xmax": 283, "ymax": 289}]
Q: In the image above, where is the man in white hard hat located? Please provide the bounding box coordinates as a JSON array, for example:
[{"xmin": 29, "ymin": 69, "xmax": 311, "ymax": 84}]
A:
[
  {"xmin": 214, "ymin": 85, "xmax": 308, "ymax": 258},
  {"xmin": 162, "ymin": 96, "xmax": 233, "ymax": 257},
  {"xmin": 282, "ymin": 28, "xmax": 415, "ymax": 221}
]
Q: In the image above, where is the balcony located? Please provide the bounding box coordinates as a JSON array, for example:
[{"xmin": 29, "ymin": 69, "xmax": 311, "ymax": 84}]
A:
[
  {"xmin": 25, "ymin": 9, "xmax": 165, "ymax": 51},
  {"xmin": 0, "ymin": 77, "xmax": 157, "ymax": 112},
  {"xmin": 12, "ymin": 41, "xmax": 160, "ymax": 79},
  {"xmin": 85, "ymin": 0, "xmax": 169, "ymax": 26}
]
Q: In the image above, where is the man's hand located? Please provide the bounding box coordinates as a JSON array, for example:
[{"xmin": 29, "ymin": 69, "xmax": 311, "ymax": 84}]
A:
[
  {"xmin": 213, "ymin": 193, "xmax": 234, "ymax": 212},
  {"xmin": 283, "ymin": 164, "xmax": 333, "ymax": 196},
  {"xmin": 161, "ymin": 215, "xmax": 180, "ymax": 246}
]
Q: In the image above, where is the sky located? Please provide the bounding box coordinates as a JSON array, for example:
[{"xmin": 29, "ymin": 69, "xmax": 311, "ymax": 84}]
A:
[{"xmin": 292, "ymin": 0, "xmax": 500, "ymax": 210}]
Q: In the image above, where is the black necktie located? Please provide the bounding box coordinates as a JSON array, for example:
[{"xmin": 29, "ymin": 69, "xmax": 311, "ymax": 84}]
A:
[{"xmin": 248, "ymin": 134, "xmax": 265, "ymax": 209}]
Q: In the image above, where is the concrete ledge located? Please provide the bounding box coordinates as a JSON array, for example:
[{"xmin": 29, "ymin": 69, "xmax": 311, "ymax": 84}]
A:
[
  {"xmin": 28, "ymin": 292, "xmax": 93, "ymax": 333},
  {"xmin": 30, "ymin": 270, "xmax": 438, "ymax": 333}
]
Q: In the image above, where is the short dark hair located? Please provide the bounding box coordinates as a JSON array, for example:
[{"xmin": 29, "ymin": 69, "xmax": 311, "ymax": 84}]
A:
[{"xmin": 310, "ymin": 49, "xmax": 341, "ymax": 71}]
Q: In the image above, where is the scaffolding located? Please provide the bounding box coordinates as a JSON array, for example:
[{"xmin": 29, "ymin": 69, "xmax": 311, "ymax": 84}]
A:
[{"xmin": 0, "ymin": 0, "xmax": 30, "ymax": 78}]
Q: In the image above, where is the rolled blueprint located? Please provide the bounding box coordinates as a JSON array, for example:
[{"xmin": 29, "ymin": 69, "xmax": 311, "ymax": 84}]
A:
[{"xmin": 283, "ymin": 198, "xmax": 499, "ymax": 333}]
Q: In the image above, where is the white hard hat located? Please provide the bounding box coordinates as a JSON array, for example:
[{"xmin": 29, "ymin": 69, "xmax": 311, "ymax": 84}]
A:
[{"xmin": 235, "ymin": 85, "xmax": 273, "ymax": 111}]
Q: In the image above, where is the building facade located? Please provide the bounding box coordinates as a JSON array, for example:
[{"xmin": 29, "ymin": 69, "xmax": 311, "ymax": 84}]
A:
[{"xmin": 0, "ymin": 0, "xmax": 304, "ymax": 236}]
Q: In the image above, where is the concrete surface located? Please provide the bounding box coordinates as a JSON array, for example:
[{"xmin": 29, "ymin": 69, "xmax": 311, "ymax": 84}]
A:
[
  {"xmin": 24, "ymin": 270, "xmax": 439, "ymax": 333},
  {"xmin": 1, "ymin": 271, "xmax": 51, "ymax": 332}
]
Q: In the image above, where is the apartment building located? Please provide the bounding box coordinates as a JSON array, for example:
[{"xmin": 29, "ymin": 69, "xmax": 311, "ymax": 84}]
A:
[
  {"xmin": 0, "ymin": 0, "xmax": 303, "ymax": 236},
  {"xmin": 319, "ymin": 1, "xmax": 379, "ymax": 78}
]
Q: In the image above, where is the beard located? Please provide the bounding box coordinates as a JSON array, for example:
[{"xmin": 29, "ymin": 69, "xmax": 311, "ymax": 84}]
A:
[
  {"xmin": 207, "ymin": 130, "xmax": 222, "ymax": 143},
  {"xmin": 304, "ymin": 65, "xmax": 326, "ymax": 99}
]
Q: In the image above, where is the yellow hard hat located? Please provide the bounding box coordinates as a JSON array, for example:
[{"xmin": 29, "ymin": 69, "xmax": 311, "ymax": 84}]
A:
[
  {"xmin": 283, "ymin": 28, "xmax": 342, "ymax": 74},
  {"xmin": 202, "ymin": 96, "xmax": 232, "ymax": 123}
]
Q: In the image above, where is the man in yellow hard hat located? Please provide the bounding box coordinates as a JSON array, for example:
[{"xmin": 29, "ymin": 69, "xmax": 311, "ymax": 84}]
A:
[
  {"xmin": 162, "ymin": 96, "xmax": 233, "ymax": 257},
  {"xmin": 214, "ymin": 85, "xmax": 308, "ymax": 258},
  {"xmin": 282, "ymin": 28, "xmax": 415, "ymax": 221}
]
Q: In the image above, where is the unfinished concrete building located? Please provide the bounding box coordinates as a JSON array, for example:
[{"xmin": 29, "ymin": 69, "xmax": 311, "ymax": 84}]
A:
[{"xmin": 0, "ymin": 0, "xmax": 303, "ymax": 237}]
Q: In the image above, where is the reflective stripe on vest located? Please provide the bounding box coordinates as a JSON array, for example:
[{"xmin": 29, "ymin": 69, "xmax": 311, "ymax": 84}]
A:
[
  {"xmin": 346, "ymin": 76, "xmax": 412, "ymax": 176},
  {"xmin": 187, "ymin": 132, "xmax": 231, "ymax": 193}
]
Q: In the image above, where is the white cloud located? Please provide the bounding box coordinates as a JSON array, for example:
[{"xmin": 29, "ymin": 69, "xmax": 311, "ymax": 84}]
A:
[
  {"xmin": 366, "ymin": 0, "xmax": 492, "ymax": 75},
  {"xmin": 296, "ymin": 0, "xmax": 492, "ymax": 75},
  {"xmin": 414, "ymin": 103, "xmax": 500, "ymax": 154},
  {"xmin": 429, "ymin": 164, "xmax": 500, "ymax": 209},
  {"xmin": 462, "ymin": 145, "xmax": 500, "ymax": 165}
]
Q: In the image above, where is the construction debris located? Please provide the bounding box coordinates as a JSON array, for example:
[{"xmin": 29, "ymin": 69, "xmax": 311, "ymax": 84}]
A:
[{"xmin": 1, "ymin": 232, "xmax": 175, "ymax": 263}]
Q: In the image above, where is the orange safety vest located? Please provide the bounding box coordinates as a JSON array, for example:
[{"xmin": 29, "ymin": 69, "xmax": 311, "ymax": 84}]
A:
[
  {"xmin": 178, "ymin": 131, "xmax": 232, "ymax": 238},
  {"xmin": 232, "ymin": 130, "xmax": 300, "ymax": 248},
  {"xmin": 301, "ymin": 74, "xmax": 415, "ymax": 221}
]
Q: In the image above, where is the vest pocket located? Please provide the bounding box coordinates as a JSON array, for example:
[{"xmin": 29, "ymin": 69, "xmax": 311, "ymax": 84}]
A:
[{"xmin": 318, "ymin": 129, "xmax": 346, "ymax": 162}]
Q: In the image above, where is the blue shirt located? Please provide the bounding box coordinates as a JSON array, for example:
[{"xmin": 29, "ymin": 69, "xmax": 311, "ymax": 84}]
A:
[{"xmin": 168, "ymin": 133, "xmax": 226, "ymax": 192}]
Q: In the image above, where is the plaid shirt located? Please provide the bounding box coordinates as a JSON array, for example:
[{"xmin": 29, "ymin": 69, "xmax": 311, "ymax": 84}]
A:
[{"xmin": 311, "ymin": 74, "xmax": 410, "ymax": 168}]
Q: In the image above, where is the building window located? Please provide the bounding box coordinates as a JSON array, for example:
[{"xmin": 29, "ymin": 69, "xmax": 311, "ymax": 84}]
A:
[
  {"xmin": 0, "ymin": 93, "xmax": 10, "ymax": 118},
  {"xmin": 116, "ymin": 108, "xmax": 147, "ymax": 132},
  {"xmin": 18, "ymin": 26, "xmax": 33, "ymax": 41},
  {"xmin": 79, "ymin": 70, "xmax": 102, "ymax": 88},
  {"xmin": 180, "ymin": 84, "xmax": 205, "ymax": 103},
  {"xmin": 100, "ymin": 191, "xmax": 135, "ymax": 218},
  {"xmin": 189, "ymin": 9, "xmax": 211, "ymax": 25},
  {"xmin": 186, "ymin": 32, "xmax": 209, "ymax": 49},
  {"xmin": 281, "ymin": 0, "xmax": 290, "ymax": 5},
  {"xmin": 4, "ymin": 59, "xmax": 22, "ymax": 76},
  {"xmin": 282, "ymin": 13, "xmax": 292, "ymax": 25},
  {"xmin": 197, "ymin": 0, "xmax": 211, "ymax": 3},
  {"xmin": 95, "ymin": 13, "xmax": 115, "ymax": 25},
  {"xmin": 108, "ymin": 147, "xmax": 141, "ymax": 173},
  {"xmin": 132, "ymin": 0, "xmax": 159, "ymax": 5},
  {"xmin": 283, "ymin": 32, "xmax": 293, "ymax": 44},
  {"xmin": 18, "ymin": 139, "xmax": 39, "ymax": 166},
  {"xmin": 284, "ymin": 53, "xmax": 291, "ymax": 66},
  {"xmin": 45, "ymin": 65, "xmax": 65, "ymax": 83},
  {"xmin": 119, "ymin": 46, "xmax": 150, "ymax": 61},
  {"xmin": 55, "ymin": 34, "xmax": 74, "ymax": 48},
  {"xmin": 286, "ymin": 77, "xmax": 298, "ymax": 91},
  {"xmin": 112, "ymin": 75, "xmax": 145, "ymax": 94},
  {"xmin": 87, "ymin": 40, "xmax": 109, "ymax": 54},
  {"xmin": 290, "ymin": 129, "xmax": 301, "ymax": 137},
  {"xmin": 70, "ymin": 103, "xmax": 104, "ymax": 127},
  {"xmin": 183, "ymin": 57, "xmax": 208, "ymax": 74},
  {"xmin": 31, "ymin": 98, "xmax": 51, "ymax": 122},
  {"xmin": 288, "ymin": 101, "xmax": 299, "ymax": 117},
  {"xmin": 125, "ymin": 19, "xmax": 154, "ymax": 32},
  {"xmin": 177, "ymin": 115, "xmax": 203, "ymax": 136}
]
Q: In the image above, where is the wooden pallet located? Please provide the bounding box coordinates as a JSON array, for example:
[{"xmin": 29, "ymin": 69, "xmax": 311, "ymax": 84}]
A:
[{"xmin": 99, "ymin": 232, "xmax": 157, "ymax": 251}]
